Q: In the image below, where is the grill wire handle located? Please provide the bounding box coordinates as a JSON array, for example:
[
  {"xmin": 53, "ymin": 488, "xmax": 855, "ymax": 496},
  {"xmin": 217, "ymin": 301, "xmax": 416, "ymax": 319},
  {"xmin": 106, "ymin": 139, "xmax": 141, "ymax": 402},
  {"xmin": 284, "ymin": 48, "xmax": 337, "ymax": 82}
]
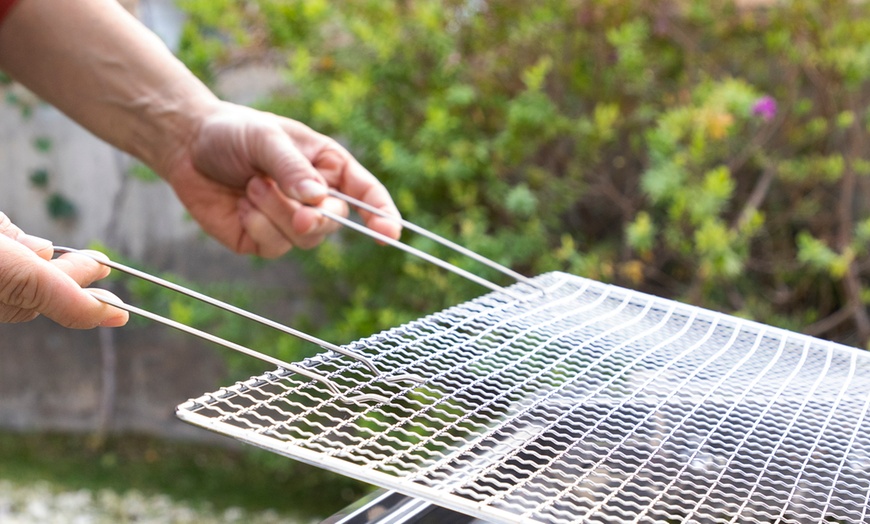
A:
[
  {"xmin": 54, "ymin": 189, "xmax": 538, "ymax": 402},
  {"xmin": 54, "ymin": 247, "xmax": 422, "ymax": 404},
  {"xmin": 316, "ymin": 189, "xmax": 546, "ymax": 298}
]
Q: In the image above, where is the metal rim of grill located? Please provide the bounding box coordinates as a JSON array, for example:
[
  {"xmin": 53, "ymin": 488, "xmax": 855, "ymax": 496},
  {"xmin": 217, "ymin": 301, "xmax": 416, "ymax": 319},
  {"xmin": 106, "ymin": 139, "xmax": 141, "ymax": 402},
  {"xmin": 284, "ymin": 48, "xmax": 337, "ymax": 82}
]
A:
[{"xmin": 176, "ymin": 271, "xmax": 870, "ymax": 523}]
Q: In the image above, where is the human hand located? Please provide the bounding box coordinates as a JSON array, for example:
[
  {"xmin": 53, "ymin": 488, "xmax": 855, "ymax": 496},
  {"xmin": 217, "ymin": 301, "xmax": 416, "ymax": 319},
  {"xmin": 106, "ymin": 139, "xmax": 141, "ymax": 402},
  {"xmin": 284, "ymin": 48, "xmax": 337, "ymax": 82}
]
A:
[
  {"xmin": 159, "ymin": 102, "xmax": 401, "ymax": 258},
  {"xmin": 0, "ymin": 213, "xmax": 128, "ymax": 328}
]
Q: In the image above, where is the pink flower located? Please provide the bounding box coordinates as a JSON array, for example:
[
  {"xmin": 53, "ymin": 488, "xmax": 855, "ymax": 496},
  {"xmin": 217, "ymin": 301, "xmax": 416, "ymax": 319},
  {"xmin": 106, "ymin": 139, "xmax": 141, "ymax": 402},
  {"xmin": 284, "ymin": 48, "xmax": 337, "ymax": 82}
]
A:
[{"xmin": 752, "ymin": 95, "xmax": 777, "ymax": 122}]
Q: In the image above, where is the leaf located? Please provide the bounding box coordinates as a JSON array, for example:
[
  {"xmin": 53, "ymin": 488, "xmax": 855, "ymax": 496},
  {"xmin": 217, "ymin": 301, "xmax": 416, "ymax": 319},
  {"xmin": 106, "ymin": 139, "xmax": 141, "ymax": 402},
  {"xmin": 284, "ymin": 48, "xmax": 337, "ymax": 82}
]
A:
[
  {"xmin": 505, "ymin": 184, "xmax": 538, "ymax": 218},
  {"xmin": 46, "ymin": 193, "xmax": 77, "ymax": 221},
  {"xmin": 128, "ymin": 163, "xmax": 160, "ymax": 183},
  {"xmin": 521, "ymin": 55, "xmax": 553, "ymax": 92},
  {"xmin": 626, "ymin": 212, "xmax": 656, "ymax": 254},
  {"xmin": 29, "ymin": 169, "xmax": 49, "ymax": 188},
  {"xmin": 796, "ymin": 231, "xmax": 852, "ymax": 278},
  {"xmin": 33, "ymin": 136, "xmax": 52, "ymax": 153}
]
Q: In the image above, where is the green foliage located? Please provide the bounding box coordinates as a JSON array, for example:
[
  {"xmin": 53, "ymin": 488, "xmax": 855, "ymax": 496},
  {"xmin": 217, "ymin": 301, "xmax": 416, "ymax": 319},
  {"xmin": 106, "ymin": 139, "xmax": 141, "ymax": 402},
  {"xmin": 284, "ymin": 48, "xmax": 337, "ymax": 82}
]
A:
[
  {"xmin": 796, "ymin": 232, "xmax": 853, "ymax": 279},
  {"xmin": 46, "ymin": 193, "xmax": 77, "ymax": 221},
  {"xmin": 32, "ymin": 136, "xmax": 52, "ymax": 153},
  {"xmin": 177, "ymin": 0, "xmax": 870, "ymax": 348},
  {"xmin": 24, "ymin": 133, "xmax": 78, "ymax": 224},
  {"xmin": 88, "ymin": 243, "xmax": 321, "ymax": 380},
  {"xmin": 0, "ymin": 432, "xmax": 366, "ymax": 519},
  {"xmin": 127, "ymin": 162, "xmax": 160, "ymax": 183},
  {"xmin": 28, "ymin": 168, "xmax": 49, "ymax": 188}
]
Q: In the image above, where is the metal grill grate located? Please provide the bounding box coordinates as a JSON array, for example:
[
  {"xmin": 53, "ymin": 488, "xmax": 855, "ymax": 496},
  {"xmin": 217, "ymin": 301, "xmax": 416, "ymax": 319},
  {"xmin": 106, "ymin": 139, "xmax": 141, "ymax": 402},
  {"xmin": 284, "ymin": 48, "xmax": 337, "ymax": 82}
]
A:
[{"xmin": 177, "ymin": 272, "xmax": 870, "ymax": 523}]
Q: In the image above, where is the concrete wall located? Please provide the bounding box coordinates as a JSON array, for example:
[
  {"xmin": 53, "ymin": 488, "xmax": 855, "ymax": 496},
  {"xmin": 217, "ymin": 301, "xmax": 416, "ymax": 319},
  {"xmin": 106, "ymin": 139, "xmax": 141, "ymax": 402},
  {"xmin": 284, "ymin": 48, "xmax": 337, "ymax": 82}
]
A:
[
  {"xmin": 0, "ymin": 242, "xmax": 312, "ymax": 442},
  {"xmin": 0, "ymin": 318, "xmax": 223, "ymax": 441}
]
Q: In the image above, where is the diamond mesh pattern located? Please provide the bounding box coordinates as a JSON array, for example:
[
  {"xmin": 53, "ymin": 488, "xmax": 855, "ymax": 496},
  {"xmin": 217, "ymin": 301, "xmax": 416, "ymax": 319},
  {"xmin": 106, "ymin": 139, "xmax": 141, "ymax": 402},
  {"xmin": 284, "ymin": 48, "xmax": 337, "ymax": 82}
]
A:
[{"xmin": 177, "ymin": 272, "xmax": 870, "ymax": 523}]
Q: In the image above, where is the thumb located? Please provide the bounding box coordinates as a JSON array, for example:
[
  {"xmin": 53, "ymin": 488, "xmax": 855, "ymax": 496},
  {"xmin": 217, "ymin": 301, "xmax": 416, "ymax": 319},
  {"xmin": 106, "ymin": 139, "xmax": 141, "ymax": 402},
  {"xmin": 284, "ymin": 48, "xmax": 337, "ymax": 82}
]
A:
[
  {"xmin": 0, "ymin": 239, "xmax": 126, "ymax": 328},
  {"xmin": 24, "ymin": 264, "xmax": 125, "ymax": 329},
  {"xmin": 255, "ymin": 128, "xmax": 328, "ymax": 205}
]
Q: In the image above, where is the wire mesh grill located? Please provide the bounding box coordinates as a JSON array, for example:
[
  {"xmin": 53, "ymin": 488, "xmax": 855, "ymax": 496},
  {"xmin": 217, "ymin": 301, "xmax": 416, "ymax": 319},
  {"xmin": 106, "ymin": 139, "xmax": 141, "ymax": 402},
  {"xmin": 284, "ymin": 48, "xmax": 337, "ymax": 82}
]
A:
[{"xmin": 177, "ymin": 272, "xmax": 870, "ymax": 523}]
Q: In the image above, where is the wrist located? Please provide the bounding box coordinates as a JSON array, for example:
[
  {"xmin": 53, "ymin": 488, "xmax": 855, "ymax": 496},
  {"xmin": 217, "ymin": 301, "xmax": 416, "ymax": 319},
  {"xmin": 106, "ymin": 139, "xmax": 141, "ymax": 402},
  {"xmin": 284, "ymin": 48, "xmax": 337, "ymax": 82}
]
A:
[{"xmin": 127, "ymin": 84, "xmax": 222, "ymax": 178}]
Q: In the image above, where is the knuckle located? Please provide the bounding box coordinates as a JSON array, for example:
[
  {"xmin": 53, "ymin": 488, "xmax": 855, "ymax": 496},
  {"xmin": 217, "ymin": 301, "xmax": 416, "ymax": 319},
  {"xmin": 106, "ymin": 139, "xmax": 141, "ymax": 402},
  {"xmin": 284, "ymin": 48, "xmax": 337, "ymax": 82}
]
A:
[
  {"xmin": 260, "ymin": 128, "xmax": 314, "ymax": 174},
  {"xmin": 0, "ymin": 263, "xmax": 41, "ymax": 310},
  {"xmin": 315, "ymin": 144, "xmax": 349, "ymax": 170},
  {"xmin": 56, "ymin": 314, "xmax": 97, "ymax": 330},
  {"xmin": 0, "ymin": 305, "xmax": 38, "ymax": 323}
]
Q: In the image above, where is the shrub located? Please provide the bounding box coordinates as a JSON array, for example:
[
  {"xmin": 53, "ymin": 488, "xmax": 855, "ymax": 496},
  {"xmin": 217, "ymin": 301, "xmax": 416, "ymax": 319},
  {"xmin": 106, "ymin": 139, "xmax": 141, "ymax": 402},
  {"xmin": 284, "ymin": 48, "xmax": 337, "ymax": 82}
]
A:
[{"xmin": 176, "ymin": 0, "xmax": 870, "ymax": 351}]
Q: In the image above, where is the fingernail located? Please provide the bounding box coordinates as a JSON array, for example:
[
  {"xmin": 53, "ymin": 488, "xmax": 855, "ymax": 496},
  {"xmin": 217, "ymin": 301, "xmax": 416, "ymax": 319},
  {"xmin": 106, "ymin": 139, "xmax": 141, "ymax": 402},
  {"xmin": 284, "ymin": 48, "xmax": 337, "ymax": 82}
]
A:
[
  {"xmin": 17, "ymin": 233, "xmax": 53, "ymax": 254},
  {"xmin": 303, "ymin": 218, "xmax": 321, "ymax": 236},
  {"xmin": 99, "ymin": 312, "xmax": 129, "ymax": 328},
  {"xmin": 88, "ymin": 289, "xmax": 129, "ymax": 327},
  {"xmin": 79, "ymin": 249, "xmax": 110, "ymax": 264},
  {"xmin": 294, "ymin": 179, "xmax": 327, "ymax": 201}
]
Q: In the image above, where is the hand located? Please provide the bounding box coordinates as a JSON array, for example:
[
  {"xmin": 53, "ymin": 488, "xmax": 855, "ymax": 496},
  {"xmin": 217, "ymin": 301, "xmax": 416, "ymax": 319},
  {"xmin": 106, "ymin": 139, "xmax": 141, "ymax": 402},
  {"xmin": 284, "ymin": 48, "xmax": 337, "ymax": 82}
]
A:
[
  {"xmin": 0, "ymin": 213, "xmax": 128, "ymax": 328},
  {"xmin": 160, "ymin": 102, "xmax": 401, "ymax": 258}
]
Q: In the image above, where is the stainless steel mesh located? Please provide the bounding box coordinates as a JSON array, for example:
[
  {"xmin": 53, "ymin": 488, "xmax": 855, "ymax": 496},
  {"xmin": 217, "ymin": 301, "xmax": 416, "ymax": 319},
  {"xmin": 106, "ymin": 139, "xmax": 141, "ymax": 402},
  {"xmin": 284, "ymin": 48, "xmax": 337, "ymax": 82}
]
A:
[{"xmin": 176, "ymin": 272, "xmax": 870, "ymax": 523}]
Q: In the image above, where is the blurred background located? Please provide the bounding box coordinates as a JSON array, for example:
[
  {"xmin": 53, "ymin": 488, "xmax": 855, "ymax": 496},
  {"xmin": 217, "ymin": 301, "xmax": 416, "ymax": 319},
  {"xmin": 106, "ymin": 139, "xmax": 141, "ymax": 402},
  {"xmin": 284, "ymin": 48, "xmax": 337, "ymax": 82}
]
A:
[{"xmin": 3, "ymin": 0, "xmax": 870, "ymax": 521}]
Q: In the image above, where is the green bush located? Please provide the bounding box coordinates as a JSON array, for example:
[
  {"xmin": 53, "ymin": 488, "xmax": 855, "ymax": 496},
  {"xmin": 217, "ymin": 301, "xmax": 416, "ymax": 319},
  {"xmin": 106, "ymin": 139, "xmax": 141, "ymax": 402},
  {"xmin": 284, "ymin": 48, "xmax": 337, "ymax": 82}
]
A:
[{"xmin": 176, "ymin": 0, "xmax": 870, "ymax": 350}]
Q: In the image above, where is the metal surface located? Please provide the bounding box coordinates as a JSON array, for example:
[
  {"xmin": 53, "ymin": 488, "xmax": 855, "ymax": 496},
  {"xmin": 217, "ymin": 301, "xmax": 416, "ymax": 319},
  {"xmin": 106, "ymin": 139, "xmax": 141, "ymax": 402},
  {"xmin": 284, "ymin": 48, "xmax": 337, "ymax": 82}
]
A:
[{"xmin": 177, "ymin": 271, "xmax": 870, "ymax": 523}]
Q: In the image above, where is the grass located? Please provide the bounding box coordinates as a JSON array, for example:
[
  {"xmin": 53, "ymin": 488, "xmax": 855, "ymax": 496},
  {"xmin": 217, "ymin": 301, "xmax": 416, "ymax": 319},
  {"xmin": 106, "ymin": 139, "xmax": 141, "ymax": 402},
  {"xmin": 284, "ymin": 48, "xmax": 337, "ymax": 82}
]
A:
[{"xmin": 0, "ymin": 431, "xmax": 371, "ymax": 520}]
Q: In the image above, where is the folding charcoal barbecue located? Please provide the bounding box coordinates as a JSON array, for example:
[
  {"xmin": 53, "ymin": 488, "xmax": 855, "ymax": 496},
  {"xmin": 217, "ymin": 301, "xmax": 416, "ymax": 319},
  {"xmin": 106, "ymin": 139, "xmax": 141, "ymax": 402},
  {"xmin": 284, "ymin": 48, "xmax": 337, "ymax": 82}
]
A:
[{"xmin": 64, "ymin": 190, "xmax": 870, "ymax": 523}]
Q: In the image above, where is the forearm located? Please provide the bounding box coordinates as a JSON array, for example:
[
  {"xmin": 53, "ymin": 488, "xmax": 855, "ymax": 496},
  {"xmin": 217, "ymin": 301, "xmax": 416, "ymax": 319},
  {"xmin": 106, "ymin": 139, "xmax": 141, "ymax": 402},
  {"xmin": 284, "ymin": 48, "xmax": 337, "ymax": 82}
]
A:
[
  {"xmin": 0, "ymin": 0, "xmax": 401, "ymax": 259},
  {"xmin": 0, "ymin": 0, "xmax": 219, "ymax": 173}
]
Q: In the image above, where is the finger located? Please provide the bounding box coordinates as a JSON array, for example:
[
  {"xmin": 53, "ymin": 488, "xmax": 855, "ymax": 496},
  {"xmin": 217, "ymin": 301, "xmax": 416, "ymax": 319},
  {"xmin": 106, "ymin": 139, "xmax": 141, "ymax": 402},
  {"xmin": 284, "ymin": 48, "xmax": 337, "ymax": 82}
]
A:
[
  {"xmin": 16, "ymin": 234, "xmax": 54, "ymax": 261},
  {"xmin": 278, "ymin": 126, "xmax": 402, "ymax": 240},
  {"xmin": 317, "ymin": 149, "xmax": 402, "ymax": 240},
  {"xmin": 237, "ymin": 198, "xmax": 294, "ymax": 259},
  {"xmin": 0, "ymin": 304, "xmax": 39, "ymax": 323},
  {"xmin": 35, "ymin": 269, "xmax": 129, "ymax": 329},
  {"xmin": 50, "ymin": 250, "xmax": 112, "ymax": 287},
  {"xmin": 292, "ymin": 202, "xmax": 344, "ymax": 238},
  {"xmin": 246, "ymin": 176, "xmax": 344, "ymax": 249},
  {"xmin": 249, "ymin": 175, "xmax": 346, "ymax": 237},
  {"xmin": 86, "ymin": 289, "xmax": 130, "ymax": 328}
]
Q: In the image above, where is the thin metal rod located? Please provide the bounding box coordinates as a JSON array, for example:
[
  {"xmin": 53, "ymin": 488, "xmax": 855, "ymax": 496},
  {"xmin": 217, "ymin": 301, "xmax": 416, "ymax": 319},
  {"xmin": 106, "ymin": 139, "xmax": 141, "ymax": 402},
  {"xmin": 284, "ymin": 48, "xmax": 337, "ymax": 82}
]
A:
[
  {"xmin": 84, "ymin": 290, "xmax": 346, "ymax": 395},
  {"xmin": 94, "ymin": 291, "xmax": 391, "ymax": 404},
  {"xmin": 55, "ymin": 247, "xmax": 381, "ymax": 373},
  {"xmin": 314, "ymin": 209, "xmax": 526, "ymax": 301},
  {"xmin": 55, "ymin": 247, "xmax": 422, "ymax": 389},
  {"xmin": 328, "ymin": 189, "xmax": 543, "ymax": 291}
]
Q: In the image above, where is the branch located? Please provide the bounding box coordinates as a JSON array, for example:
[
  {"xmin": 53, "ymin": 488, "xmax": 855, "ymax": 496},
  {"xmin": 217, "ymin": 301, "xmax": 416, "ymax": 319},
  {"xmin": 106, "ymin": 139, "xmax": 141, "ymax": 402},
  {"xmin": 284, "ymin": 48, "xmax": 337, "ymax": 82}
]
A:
[
  {"xmin": 731, "ymin": 164, "xmax": 775, "ymax": 232},
  {"xmin": 803, "ymin": 304, "xmax": 856, "ymax": 338},
  {"xmin": 835, "ymin": 92, "xmax": 870, "ymax": 344}
]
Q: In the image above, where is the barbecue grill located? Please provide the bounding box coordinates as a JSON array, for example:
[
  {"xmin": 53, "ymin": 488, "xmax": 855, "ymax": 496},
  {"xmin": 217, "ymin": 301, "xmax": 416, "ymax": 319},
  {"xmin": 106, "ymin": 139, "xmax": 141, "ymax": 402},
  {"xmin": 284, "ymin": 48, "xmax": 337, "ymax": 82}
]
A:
[{"xmin": 65, "ymin": 191, "xmax": 870, "ymax": 523}]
